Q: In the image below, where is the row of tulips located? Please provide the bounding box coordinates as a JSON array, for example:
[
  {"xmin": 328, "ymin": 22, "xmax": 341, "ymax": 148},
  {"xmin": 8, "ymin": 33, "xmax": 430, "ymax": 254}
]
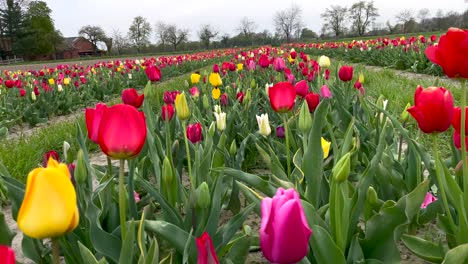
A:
[
  {"xmin": 287, "ymin": 32, "xmax": 449, "ymax": 76},
  {"xmin": 0, "ymin": 28, "xmax": 468, "ymax": 263},
  {"xmin": 0, "ymin": 49, "xmax": 240, "ymax": 129}
]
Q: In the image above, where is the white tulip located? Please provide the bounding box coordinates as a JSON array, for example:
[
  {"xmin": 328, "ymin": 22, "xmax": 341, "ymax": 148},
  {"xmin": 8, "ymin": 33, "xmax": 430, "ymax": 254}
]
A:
[
  {"xmin": 256, "ymin": 113, "xmax": 271, "ymax": 137},
  {"xmin": 214, "ymin": 112, "xmax": 226, "ymax": 131}
]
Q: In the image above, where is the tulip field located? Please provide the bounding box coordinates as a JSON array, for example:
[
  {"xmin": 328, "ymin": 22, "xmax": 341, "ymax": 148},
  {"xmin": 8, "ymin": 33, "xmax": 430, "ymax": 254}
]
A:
[{"xmin": 0, "ymin": 28, "xmax": 468, "ymax": 264}]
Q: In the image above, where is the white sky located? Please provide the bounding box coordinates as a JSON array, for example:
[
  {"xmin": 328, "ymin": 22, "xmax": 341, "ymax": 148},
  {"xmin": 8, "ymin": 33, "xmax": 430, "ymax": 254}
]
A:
[{"xmin": 48, "ymin": 0, "xmax": 467, "ymax": 41}]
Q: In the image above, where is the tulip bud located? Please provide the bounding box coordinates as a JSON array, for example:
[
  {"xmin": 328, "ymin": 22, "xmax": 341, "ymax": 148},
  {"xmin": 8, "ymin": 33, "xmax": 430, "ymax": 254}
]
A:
[
  {"xmin": 376, "ymin": 95, "xmax": 385, "ymax": 109},
  {"xmin": 359, "ymin": 73, "xmax": 364, "ymax": 84},
  {"xmin": 298, "ymin": 101, "xmax": 312, "ymax": 134},
  {"xmin": 175, "ymin": 93, "xmax": 190, "ymax": 120},
  {"xmin": 63, "ymin": 141, "xmax": 71, "ymax": 162},
  {"xmin": 250, "ymin": 78, "xmax": 256, "ymax": 89},
  {"xmin": 244, "ymin": 89, "xmax": 252, "ymax": 104},
  {"xmin": 202, "ymin": 94, "xmax": 210, "ymax": 110},
  {"xmin": 31, "ymin": 91, "xmax": 36, "ymax": 101},
  {"xmin": 74, "ymin": 149, "xmax": 87, "ymax": 183},
  {"xmin": 332, "ymin": 152, "xmax": 351, "ymax": 182},
  {"xmin": 196, "ymin": 182, "xmax": 211, "ymax": 209},
  {"xmin": 229, "ymin": 140, "xmax": 237, "ymax": 156},
  {"xmin": 208, "ymin": 122, "xmax": 216, "ymax": 137},
  {"xmin": 162, "ymin": 157, "xmax": 174, "ymax": 188},
  {"xmin": 184, "ymin": 79, "xmax": 189, "ymax": 88},
  {"xmin": 401, "ymin": 103, "xmax": 411, "ymax": 123},
  {"xmin": 367, "ymin": 186, "xmax": 379, "ymax": 206}
]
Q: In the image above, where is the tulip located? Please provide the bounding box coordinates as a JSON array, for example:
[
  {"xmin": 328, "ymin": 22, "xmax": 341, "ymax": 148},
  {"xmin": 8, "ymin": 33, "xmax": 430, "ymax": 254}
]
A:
[
  {"xmin": 161, "ymin": 104, "xmax": 175, "ymax": 121},
  {"xmin": 189, "ymin": 87, "xmax": 200, "ymax": 98},
  {"xmin": 452, "ymin": 107, "xmax": 468, "ymax": 135},
  {"xmin": 453, "ymin": 130, "xmax": 468, "ymax": 151},
  {"xmin": 97, "ymin": 104, "xmax": 147, "ymax": 159},
  {"xmin": 236, "ymin": 91, "xmax": 244, "ymax": 103},
  {"xmin": 122, "ymin": 88, "xmax": 144, "ymax": 108},
  {"xmin": 318, "ymin": 55, "xmax": 330, "ymax": 68},
  {"xmin": 85, "ymin": 103, "xmax": 108, "ymax": 144},
  {"xmin": 407, "ymin": 86, "xmax": 454, "ymax": 133},
  {"xmin": 5, "ymin": 79, "xmax": 14, "ymax": 88},
  {"xmin": 213, "ymin": 64, "xmax": 220, "ymax": 73},
  {"xmin": 295, "ymin": 80, "xmax": 309, "ymax": 98},
  {"xmin": 209, "ymin": 72, "xmax": 222, "ymax": 88},
  {"xmin": 196, "ymin": 232, "xmax": 219, "ymax": 264},
  {"xmin": 320, "ymin": 85, "xmax": 332, "ymax": 98},
  {"xmin": 338, "ymin": 66, "xmax": 353, "ymax": 82},
  {"xmin": 48, "ymin": 78, "xmax": 55, "ymax": 85},
  {"xmin": 273, "ymin": 57, "xmax": 285, "ymax": 72},
  {"xmin": 63, "ymin": 78, "xmax": 70, "ymax": 85},
  {"xmin": 134, "ymin": 191, "xmax": 141, "ymax": 203},
  {"xmin": 421, "ymin": 192, "xmax": 437, "ymax": 209},
  {"xmin": 175, "ymin": 93, "xmax": 190, "ymax": 120},
  {"xmin": 42, "ymin": 150, "xmax": 59, "ymax": 167},
  {"xmin": 256, "ymin": 114, "xmax": 271, "ymax": 137},
  {"xmin": 212, "ymin": 88, "xmax": 221, "ymax": 100},
  {"xmin": 259, "ymin": 54, "xmax": 270, "ymax": 68},
  {"xmin": 322, "ymin": 137, "xmax": 331, "ymax": 159},
  {"xmin": 276, "ymin": 125, "xmax": 285, "ymax": 138},
  {"xmin": 324, "ymin": 69, "xmax": 330, "ymax": 80},
  {"xmin": 268, "ymin": 82, "xmax": 296, "ymax": 113},
  {"xmin": 191, "ymin": 72, "xmax": 201, "ymax": 84},
  {"xmin": 145, "ymin": 64, "xmax": 161, "ymax": 82},
  {"xmin": 261, "ymin": 188, "xmax": 312, "ymax": 264},
  {"xmin": 237, "ymin": 63, "xmax": 243, "ymax": 71},
  {"xmin": 214, "ymin": 112, "xmax": 226, "ymax": 131},
  {"xmin": 19, "ymin": 89, "xmax": 26, "ymax": 97},
  {"xmin": 220, "ymin": 93, "xmax": 228, "ymax": 106},
  {"xmin": 18, "ymin": 158, "xmax": 79, "ymax": 239},
  {"xmin": 0, "ymin": 245, "xmax": 15, "ymax": 264},
  {"xmin": 186, "ymin": 122, "xmax": 203, "ymax": 144},
  {"xmin": 425, "ymin": 28, "xmax": 468, "ymax": 78},
  {"xmin": 305, "ymin": 92, "xmax": 320, "ymax": 112}
]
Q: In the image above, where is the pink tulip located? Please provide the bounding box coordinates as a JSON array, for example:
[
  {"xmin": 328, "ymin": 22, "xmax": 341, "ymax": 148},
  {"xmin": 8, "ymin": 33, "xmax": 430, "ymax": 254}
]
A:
[
  {"xmin": 320, "ymin": 85, "xmax": 332, "ymax": 99},
  {"xmin": 261, "ymin": 188, "xmax": 312, "ymax": 264},
  {"xmin": 421, "ymin": 192, "xmax": 437, "ymax": 209}
]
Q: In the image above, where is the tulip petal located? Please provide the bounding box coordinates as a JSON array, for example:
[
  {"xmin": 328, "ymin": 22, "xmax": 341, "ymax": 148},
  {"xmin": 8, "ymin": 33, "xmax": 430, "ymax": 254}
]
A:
[{"xmin": 425, "ymin": 46, "xmax": 437, "ymax": 64}]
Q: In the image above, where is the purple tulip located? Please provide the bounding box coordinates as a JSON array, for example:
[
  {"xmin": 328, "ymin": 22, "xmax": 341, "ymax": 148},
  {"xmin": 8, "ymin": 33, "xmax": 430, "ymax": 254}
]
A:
[
  {"xmin": 276, "ymin": 126, "xmax": 285, "ymax": 138},
  {"xmin": 260, "ymin": 188, "xmax": 312, "ymax": 264}
]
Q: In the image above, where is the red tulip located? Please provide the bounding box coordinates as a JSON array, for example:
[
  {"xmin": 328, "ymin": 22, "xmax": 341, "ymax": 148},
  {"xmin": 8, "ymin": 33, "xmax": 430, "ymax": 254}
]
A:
[
  {"xmin": 261, "ymin": 188, "xmax": 311, "ymax": 264},
  {"xmin": 273, "ymin": 58, "xmax": 285, "ymax": 72},
  {"xmin": 258, "ymin": 54, "xmax": 270, "ymax": 68},
  {"xmin": 196, "ymin": 232, "xmax": 219, "ymax": 264},
  {"xmin": 452, "ymin": 107, "xmax": 468, "ymax": 135},
  {"xmin": 425, "ymin": 28, "xmax": 468, "ymax": 78},
  {"xmin": 338, "ymin": 66, "xmax": 353, "ymax": 82},
  {"xmin": 453, "ymin": 130, "xmax": 468, "ymax": 151},
  {"xmin": 268, "ymin": 82, "xmax": 296, "ymax": 113},
  {"xmin": 305, "ymin": 92, "xmax": 320, "ymax": 112},
  {"xmin": 4, "ymin": 79, "xmax": 14, "ymax": 88},
  {"xmin": 0, "ymin": 245, "xmax": 15, "ymax": 264},
  {"xmin": 186, "ymin": 122, "xmax": 202, "ymax": 144},
  {"xmin": 236, "ymin": 91, "xmax": 244, "ymax": 103},
  {"xmin": 295, "ymin": 80, "xmax": 309, "ymax": 98},
  {"xmin": 290, "ymin": 50, "xmax": 297, "ymax": 59},
  {"xmin": 42, "ymin": 150, "xmax": 59, "ymax": 167},
  {"xmin": 19, "ymin": 89, "xmax": 26, "ymax": 97},
  {"xmin": 324, "ymin": 69, "xmax": 330, "ymax": 80},
  {"xmin": 122, "ymin": 88, "xmax": 144, "ymax": 108},
  {"xmin": 145, "ymin": 64, "xmax": 161, "ymax": 82},
  {"xmin": 85, "ymin": 103, "xmax": 108, "ymax": 143},
  {"xmin": 161, "ymin": 104, "xmax": 175, "ymax": 121},
  {"xmin": 97, "ymin": 104, "xmax": 147, "ymax": 159},
  {"xmin": 220, "ymin": 93, "xmax": 228, "ymax": 106},
  {"xmin": 407, "ymin": 86, "xmax": 454, "ymax": 133},
  {"xmin": 213, "ymin": 64, "xmax": 220, "ymax": 73}
]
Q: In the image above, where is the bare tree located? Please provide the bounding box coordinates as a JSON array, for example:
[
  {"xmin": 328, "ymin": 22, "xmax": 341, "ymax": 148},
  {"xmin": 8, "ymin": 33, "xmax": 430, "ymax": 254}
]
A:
[
  {"xmin": 198, "ymin": 24, "xmax": 218, "ymax": 49},
  {"xmin": 396, "ymin": 9, "xmax": 414, "ymax": 33},
  {"xmin": 418, "ymin": 8, "xmax": 430, "ymax": 22},
  {"xmin": 112, "ymin": 29, "xmax": 128, "ymax": 55},
  {"xmin": 154, "ymin": 21, "xmax": 169, "ymax": 49},
  {"xmin": 128, "ymin": 16, "xmax": 151, "ymax": 53},
  {"xmin": 321, "ymin": 5, "xmax": 348, "ymax": 38},
  {"xmin": 349, "ymin": 1, "xmax": 378, "ymax": 36},
  {"xmin": 273, "ymin": 4, "xmax": 303, "ymax": 43},
  {"xmin": 165, "ymin": 24, "xmax": 189, "ymax": 51},
  {"xmin": 79, "ymin": 25, "xmax": 107, "ymax": 55},
  {"xmin": 237, "ymin": 17, "xmax": 256, "ymax": 36}
]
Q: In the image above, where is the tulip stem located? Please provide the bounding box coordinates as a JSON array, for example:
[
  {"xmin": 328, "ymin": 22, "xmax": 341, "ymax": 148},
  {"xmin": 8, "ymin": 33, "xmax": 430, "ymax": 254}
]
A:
[
  {"xmin": 119, "ymin": 159, "xmax": 127, "ymax": 241},
  {"xmin": 182, "ymin": 122, "xmax": 193, "ymax": 186},
  {"xmin": 51, "ymin": 238, "xmax": 60, "ymax": 264},
  {"xmin": 282, "ymin": 114, "xmax": 291, "ymax": 178},
  {"xmin": 461, "ymin": 80, "xmax": 468, "ymax": 208},
  {"xmin": 432, "ymin": 134, "xmax": 456, "ymax": 231}
]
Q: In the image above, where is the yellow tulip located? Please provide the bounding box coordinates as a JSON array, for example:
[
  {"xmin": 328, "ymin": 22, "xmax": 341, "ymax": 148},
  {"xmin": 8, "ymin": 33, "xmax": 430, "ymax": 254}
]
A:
[
  {"xmin": 48, "ymin": 78, "xmax": 55, "ymax": 85},
  {"xmin": 237, "ymin": 63, "xmax": 243, "ymax": 71},
  {"xmin": 287, "ymin": 56, "xmax": 294, "ymax": 63},
  {"xmin": 175, "ymin": 92, "xmax": 190, "ymax": 120},
  {"xmin": 209, "ymin": 72, "xmax": 222, "ymax": 88},
  {"xmin": 212, "ymin": 87, "xmax": 221, "ymax": 100},
  {"xmin": 63, "ymin": 78, "xmax": 70, "ymax": 85},
  {"xmin": 191, "ymin": 73, "xmax": 201, "ymax": 84},
  {"xmin": 17, "ymin": 158, "xmax": 79, "ymax": 239},
  {"xmin": 321, "ymin": 137, "xmax": 331, "ymax": 159},
  {"xmin": 359, "ymin": 73, "xmax": 364, "ymax": 84}
]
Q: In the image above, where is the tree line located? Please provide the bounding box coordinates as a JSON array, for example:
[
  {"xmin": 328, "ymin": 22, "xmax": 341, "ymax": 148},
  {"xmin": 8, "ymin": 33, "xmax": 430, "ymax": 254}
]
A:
[{"xmin": 1, "ymin": 0, "xmax": 468, "ymax": 59}]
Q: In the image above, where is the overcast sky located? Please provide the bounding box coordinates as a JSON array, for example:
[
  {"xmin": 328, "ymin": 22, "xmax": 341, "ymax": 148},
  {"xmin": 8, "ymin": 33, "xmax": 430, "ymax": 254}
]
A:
[{"xmin": 48, "ymin": 0, "xmax": 467, "ymax": 41}]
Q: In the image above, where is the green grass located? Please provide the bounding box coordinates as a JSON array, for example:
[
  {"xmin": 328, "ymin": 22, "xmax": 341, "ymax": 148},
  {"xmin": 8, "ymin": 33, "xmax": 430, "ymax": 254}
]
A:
[{"xmin": 0, "ymin": 65, "xmax": 213, "ymax": 182}]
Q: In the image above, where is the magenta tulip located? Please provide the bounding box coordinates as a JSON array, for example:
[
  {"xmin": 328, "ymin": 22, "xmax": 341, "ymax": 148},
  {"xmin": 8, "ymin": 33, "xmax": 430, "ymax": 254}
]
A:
[
  {"xmin": 196, "ymin": 232, "xmax": 219, "ymax": 264},
  {"xmin": 145, "ymin": 64, "xmax": 161, "ymax": 82},
  {"xmin": 261, "ymin": 188, "xmax": 312, "ymax": 264},
  {"xmin": 187, "ymin": 122, "xmax": 202, "ymax": 144}
]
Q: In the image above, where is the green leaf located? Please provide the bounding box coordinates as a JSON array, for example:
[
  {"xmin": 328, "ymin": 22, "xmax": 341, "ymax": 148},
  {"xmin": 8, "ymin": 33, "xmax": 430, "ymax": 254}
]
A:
[
  {"xmin": 310, "ymin": 224, "xmax": 346, "ymax": 264},
  {"xmin": 442, "ymin": 244, "xmax": 468, "ymax": 264},
  {"xmin": 220, "ymin": 168, "xmax": 277, "ymax": 197},
  {"xmin": 347, "ymin": 235, "xmax": 365, "ymax": 264},
  {"xmin": 119, "ymin": 221, "xmax": 137, "ymax": 264},
  {"xmin": 144, "ymin": 238, "xmax": 159, "ymax": 264},
  {"xmin": 401, "ymin": 234, "xmax": 443, "ymax": 263},
  {"xmin": 213, "ymin": 203, "xmax": 255, "ymax": 251},
  {"xmin": 78, "ymin": 241, "xmax": 100, "ymax": 264},
  {"xmin": 0, "ymin": 209, "xmax": 14, "ymax": 246}
]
